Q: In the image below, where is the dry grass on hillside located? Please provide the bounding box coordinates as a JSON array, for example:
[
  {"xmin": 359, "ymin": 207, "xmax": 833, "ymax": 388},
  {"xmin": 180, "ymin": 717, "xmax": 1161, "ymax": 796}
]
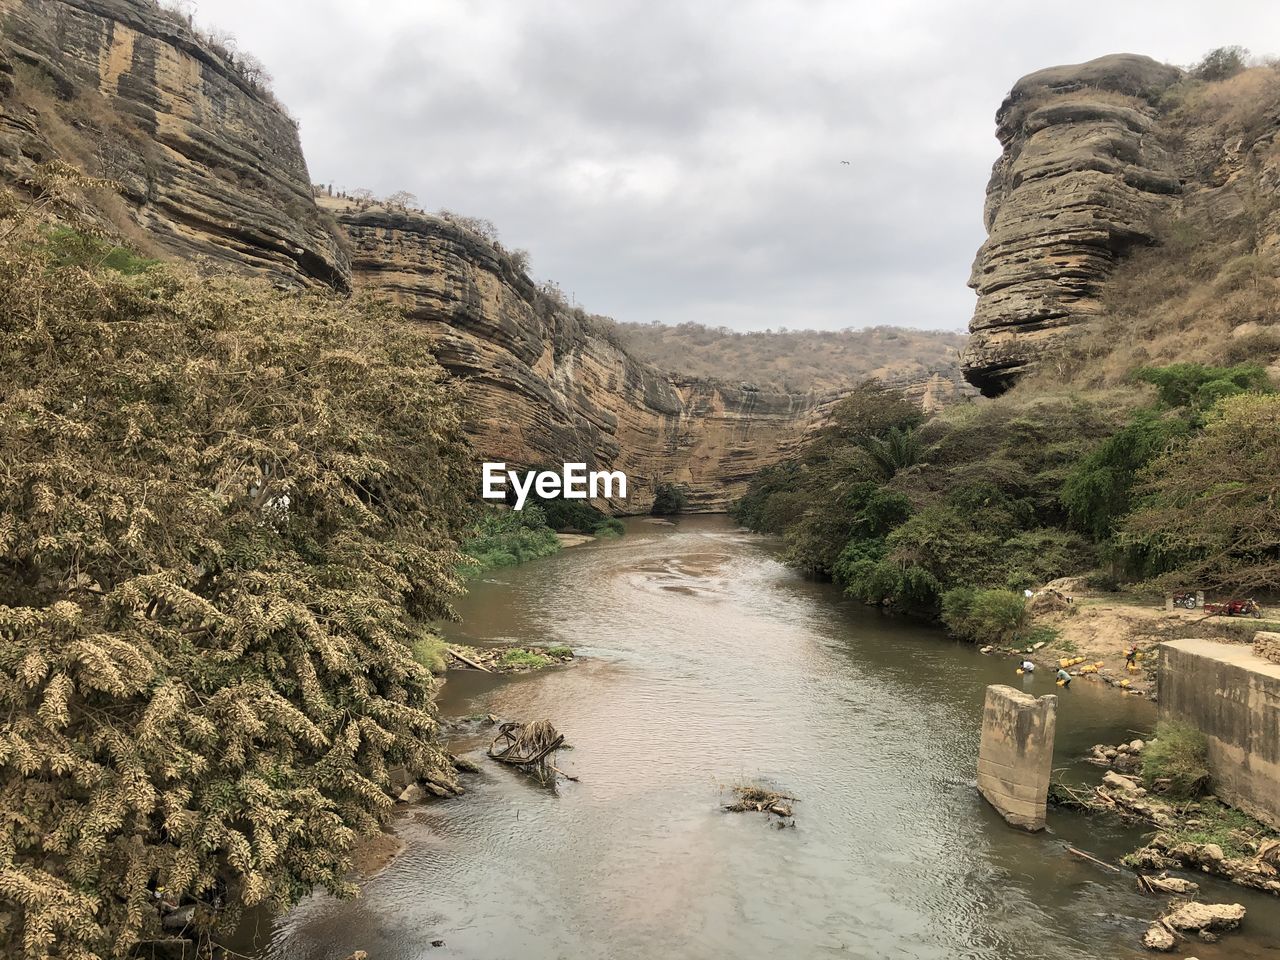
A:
[
  {"xmin": 610, "ymin": 322, "xmax": 967, "ymax": 393},
  {"xmin": 1020, "ymin": 65, "xmax": 1280, "ymax": 396},
  {"xmin": 1025, "ymin": 222, "xmax": 1280, "ymax": 394}
]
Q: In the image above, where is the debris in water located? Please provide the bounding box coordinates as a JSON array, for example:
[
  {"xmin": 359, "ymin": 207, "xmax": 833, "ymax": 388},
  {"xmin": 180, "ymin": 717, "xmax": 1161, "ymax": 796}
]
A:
[
  {"xmin": 488, "ymin": 719, "xmax": 572, "ymax": 784},
  {"xmin": 725, "ymin": 784, "xmax": 798, "ymax": 820},
  {"xmin": 1137, "ymin": 873, "xmax": 1199, "ymax": 896},
  {"xmin": 447, "ymin": 644, "xmax": 575, "ymax": 673}
]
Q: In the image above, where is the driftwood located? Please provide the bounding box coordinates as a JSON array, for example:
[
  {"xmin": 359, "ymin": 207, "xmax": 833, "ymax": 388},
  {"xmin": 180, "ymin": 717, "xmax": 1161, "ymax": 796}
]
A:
[
  {"xmin": 488, "ymin": 720, "xmax": 568, "ymax": 783},
  {"xmin": 1065, "ymin": 844, "xmax": 1122, "ymax": 873},
  {"xmin": 1137, "ymin": 873, "xmax": 1199, "ymax": 896},
  {"xmin": 447, "ymin": 647, "xmax": 492, "ymax": 672}
]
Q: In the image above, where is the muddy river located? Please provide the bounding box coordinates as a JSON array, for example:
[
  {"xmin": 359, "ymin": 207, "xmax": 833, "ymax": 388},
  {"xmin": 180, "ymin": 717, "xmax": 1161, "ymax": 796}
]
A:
[{"xmin": 246, "ymin": 516, "xmax": 1280, "ymax": 960}]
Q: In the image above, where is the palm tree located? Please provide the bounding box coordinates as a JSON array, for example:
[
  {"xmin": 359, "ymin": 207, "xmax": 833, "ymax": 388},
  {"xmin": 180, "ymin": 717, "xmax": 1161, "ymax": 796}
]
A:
[{"xmin": 860, "ymin": 426, "xmax": 923, "ymax": 479}]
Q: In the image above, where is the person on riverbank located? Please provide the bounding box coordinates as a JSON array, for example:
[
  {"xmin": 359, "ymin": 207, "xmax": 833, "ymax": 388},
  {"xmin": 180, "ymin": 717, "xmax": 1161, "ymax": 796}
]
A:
[
  {"xmin": 1019, "ymin": 659, "xmax": 1035, "ymax": 673},
  {"xmin": 1056, "ymin": 668, "xmax": 1072, "ymax": 688}
]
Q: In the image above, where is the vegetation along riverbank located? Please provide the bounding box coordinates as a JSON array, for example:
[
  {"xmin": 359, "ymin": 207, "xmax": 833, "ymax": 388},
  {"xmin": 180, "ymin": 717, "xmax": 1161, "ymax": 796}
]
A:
[
  {"xmin": 1052, "ymin": 721, "xmax": 1280, "ymax": 907},
  {"xmin": 734, "ymin": 369, "xmax": 1278, "ymax": 675},
  {"xmin": 0, "ymin": 191, "xmax": 478, "ymax": 957}
]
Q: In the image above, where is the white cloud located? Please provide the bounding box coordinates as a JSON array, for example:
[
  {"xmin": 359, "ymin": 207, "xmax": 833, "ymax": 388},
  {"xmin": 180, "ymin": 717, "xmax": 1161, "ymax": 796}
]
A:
[{"xmin": 193, "ymin": 0, "xmax": 1280, "ymax": 331}]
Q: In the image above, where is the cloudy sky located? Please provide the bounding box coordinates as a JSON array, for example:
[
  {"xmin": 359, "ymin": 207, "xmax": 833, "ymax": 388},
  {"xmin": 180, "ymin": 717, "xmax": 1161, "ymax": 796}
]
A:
[{"xmin": 190, "ymin": 0, "xmax": 1277, "ymax": 332}]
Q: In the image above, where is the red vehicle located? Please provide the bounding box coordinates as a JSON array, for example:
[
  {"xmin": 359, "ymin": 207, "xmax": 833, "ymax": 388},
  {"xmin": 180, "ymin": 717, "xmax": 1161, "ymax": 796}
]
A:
[{"xmin": 1203, "ymin": 598, "xmax": 1262, "ymax": 618}]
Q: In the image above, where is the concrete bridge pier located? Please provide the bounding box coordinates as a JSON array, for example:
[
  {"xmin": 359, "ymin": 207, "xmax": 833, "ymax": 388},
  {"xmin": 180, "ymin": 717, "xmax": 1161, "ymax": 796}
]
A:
[{"xmin": 977, "ymin": 685, "xmax": 1058, "ymax": 831}]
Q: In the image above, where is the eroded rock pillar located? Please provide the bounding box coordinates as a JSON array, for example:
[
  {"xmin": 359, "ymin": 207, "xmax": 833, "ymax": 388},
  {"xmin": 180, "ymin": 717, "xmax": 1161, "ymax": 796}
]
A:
[{"xmin": 977, "ymin": 685, "xmax": 1057, "ymax": 831}]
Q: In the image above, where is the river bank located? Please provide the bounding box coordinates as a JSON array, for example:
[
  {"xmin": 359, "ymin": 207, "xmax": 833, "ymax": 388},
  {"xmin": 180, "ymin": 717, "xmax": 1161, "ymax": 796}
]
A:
[{"xmin": 975, "ymin": 585, "xmax": 1277, "ymax": 699}]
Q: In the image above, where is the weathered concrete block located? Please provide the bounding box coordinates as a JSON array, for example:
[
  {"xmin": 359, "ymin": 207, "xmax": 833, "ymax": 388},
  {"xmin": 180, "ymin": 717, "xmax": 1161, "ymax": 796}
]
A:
[
  {"xmin": 977, "ymin": 685, "xmax": 1057, "ymax": 831},
  {"xmin": 1159, "ymin": 639, "xmax": 1280, "ymax": 829}
]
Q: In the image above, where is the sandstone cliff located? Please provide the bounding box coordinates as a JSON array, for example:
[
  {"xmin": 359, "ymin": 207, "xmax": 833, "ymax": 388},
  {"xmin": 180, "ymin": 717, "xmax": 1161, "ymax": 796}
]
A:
[
  {"xmin": 0, "ymin": 0, "xmax": 347, "ymax": 287},
  {"xmin": 333, "ymin": 200, "xmax": 839, "ymax": 511},
  {"xmin": 965, "ymin": 52, "xmax": 1280, "ymax": 395},
  {"xmin": 964, "ymin": 54, "xmax": 1183, "ymax": 394}
]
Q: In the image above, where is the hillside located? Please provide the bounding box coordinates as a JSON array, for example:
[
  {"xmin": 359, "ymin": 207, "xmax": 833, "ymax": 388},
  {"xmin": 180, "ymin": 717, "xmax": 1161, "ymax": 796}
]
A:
[
  {"xmin": 964, "ymin": 51, "xmax": 1280, "ymax": 395},
  {"xmin": 610, "ymin": 322, "xmax": 969, "ymax": 394}
]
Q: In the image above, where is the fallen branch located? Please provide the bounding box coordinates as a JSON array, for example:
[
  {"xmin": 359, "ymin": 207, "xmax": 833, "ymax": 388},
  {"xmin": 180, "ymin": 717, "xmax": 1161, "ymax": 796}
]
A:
[
  {"xmin": 1066, "ymin": 845, "xmax": 1122, "ymax": 873},
  {"xmin": 447, "ymin": 647, "xmax": 492, "ymax": 672}
]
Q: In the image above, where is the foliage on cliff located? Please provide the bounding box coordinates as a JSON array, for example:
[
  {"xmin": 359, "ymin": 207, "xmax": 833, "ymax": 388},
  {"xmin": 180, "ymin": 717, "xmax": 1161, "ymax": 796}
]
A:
[
  {"xmin": 735, "ymin": 366, "xmax": 1276, "ymax": 626},
  {"xmin": 1016, "ymin": 61, "xmax": 1280, "ymax": 394},
  {"xmin": 0, "ymin": 212, "xmax": 471, "ymax": 958},
  {"xmin": 611, "ymin": 321, "xmax": 966, "ymax": 393}
]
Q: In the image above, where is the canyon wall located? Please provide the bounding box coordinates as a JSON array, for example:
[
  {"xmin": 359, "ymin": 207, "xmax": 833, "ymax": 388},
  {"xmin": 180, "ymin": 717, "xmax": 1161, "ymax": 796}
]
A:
[
  {"xmin": 0, "ymin": 0, "xmax": 347, "ymax": 287},
  {"xmin": 334, "ymin": 201, "xmax": 838, "ymax": 511}
]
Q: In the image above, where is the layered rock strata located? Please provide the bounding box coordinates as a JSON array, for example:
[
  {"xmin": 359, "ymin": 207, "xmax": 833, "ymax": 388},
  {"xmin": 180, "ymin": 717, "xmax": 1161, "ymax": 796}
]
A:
[
  {"xmin": 964, "ymin": 54, "xmax": 1183, "ymax": 394},
  {"xmin": 334, "ymin": 202, "xmax": 841, "ymax": 511},
  {"xmin": 0, "ymin": 0, "xmax": 347, "ymax": 287}
]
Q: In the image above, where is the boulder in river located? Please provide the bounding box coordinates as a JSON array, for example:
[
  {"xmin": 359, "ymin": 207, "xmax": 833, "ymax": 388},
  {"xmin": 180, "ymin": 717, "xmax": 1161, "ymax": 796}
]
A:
[
  {"xmin": 1162, "ymin": 900, "xmax": 1245, "ymax": 933},
  {"xmin": 1141, "ymin": 923, "xmax": 1176, "ymax": 951}
]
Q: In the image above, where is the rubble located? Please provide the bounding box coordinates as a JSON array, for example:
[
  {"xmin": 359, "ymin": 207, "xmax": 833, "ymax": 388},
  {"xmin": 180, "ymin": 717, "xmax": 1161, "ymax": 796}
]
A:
[{"xmin": 1254, "ymin": 630, "xmax": 1280, "ymax": 666}]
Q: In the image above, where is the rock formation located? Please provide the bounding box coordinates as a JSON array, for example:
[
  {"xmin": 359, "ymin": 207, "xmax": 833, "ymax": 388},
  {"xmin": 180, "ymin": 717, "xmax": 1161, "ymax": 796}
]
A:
[
  {"xmin": 964, "ymin": 54, "xmax": 1184, "ymax": 394},
  {"xmin": 0, "ymin": 0, "xmax": 347, "ymax": 287},
  {"xmin": 966, "ymin": 51, "xmax": 1280, "ymax": 394},
  {"xmin": 333, "ymin": 200, "xmax": 839, "ymax": 511}
]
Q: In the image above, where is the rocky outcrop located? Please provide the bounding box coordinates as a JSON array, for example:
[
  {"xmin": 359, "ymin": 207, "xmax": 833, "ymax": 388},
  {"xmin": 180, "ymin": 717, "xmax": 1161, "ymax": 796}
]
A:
[
  {"xmin": 334, "ymin": 200, "xmax": 838, "ymax": 511},
  {"xmin": 964, "ymin": 54, "xmax": 1184, "ymax": 394},
  {"xmin": 0, "ymin": 0, "xmax": 347, "ymax": 287}
]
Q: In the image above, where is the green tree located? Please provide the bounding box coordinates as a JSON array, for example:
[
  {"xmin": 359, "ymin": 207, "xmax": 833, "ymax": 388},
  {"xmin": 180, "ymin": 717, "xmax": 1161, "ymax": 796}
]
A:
[
  {"xmin": 1190, "ymin": 45, "xmax": 1249, "ymax": 82},
  {"xmin": 1121, "ymin": 393, "xmax": 1280, "ymax": 591},
  {"xmin": 1134, "ymin": 362, "xmax": 1270, "ymax": 412},
  {"xmin": 940, "ymin": 588, "xmax": 1028, "ymax": 644},
  {"xmin": 0, "ymin": 217, "xmax": 470, "ymax": 957},
  {"xmin": 651, "ymin": 482, "xmax": 689, "ymax": 516},
  {"xmin": 859, "ymin": 426, "xmax": 923, "ymax": 480},
  {"xmin": 822, "ymin": 381, "xmax": 924, "ymax": 444},
  {"xmin": 1060, "ymin": 410, "xmax": 1190, "ymax": 540}
]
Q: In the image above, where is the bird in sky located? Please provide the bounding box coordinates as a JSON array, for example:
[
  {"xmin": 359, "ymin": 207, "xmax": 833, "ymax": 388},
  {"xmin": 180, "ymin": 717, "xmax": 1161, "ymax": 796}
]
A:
[{"xmin": 840, "ymin": 160, "xmax": 850, "ymax": 164}]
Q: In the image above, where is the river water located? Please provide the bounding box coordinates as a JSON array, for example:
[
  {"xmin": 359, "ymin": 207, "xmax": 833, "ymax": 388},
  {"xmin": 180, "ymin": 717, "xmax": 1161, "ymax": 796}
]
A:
[{"xmin": 250, "ymin": 516, "xmax": 1280, "ymax": 960}]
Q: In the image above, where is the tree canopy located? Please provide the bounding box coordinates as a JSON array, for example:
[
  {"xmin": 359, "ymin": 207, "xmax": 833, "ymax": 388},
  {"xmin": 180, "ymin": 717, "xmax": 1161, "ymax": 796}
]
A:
[{"xmin": 1121, "ymin": 393, "xmax": 1280, "ymax": 591}]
